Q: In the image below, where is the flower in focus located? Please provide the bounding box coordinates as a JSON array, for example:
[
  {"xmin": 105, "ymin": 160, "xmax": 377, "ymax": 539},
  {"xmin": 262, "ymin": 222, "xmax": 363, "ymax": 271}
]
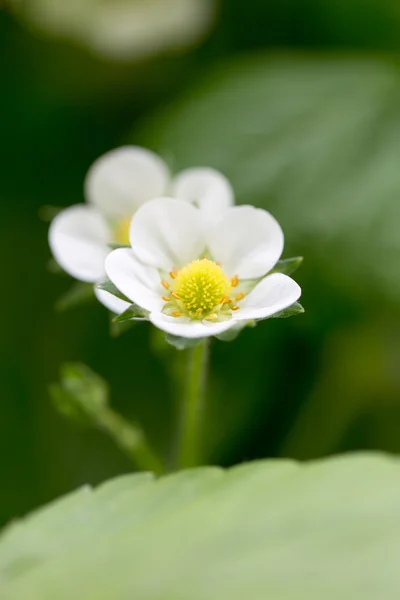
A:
[
  {"xmin": 105, "ymin": 197, "xmax": 301, "ymax": 339},
  {"xmin": 49, "ymin": 146, "xmax": 234, "ymax": 313},
  {"xmin": 10, "ymin": 0, "xmax": 217, "ymax": 62}
]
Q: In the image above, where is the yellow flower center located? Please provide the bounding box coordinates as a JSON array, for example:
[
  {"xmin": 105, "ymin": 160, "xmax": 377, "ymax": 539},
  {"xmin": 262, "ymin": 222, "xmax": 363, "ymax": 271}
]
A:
[
  {"xmin": 114, "ymin": 217, "xmax": 132, "ymax": 246},
  {"xmin": 161, "ymin": 258, "xmax": 244, "ymax": 321},
  {"xmin": 173, "ymin": 258, "xmax": 232, "ymax": 315}
]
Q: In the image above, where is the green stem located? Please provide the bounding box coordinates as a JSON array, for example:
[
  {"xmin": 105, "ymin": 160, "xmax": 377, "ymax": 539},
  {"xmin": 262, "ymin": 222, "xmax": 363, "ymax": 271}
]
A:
[
  {"xmin": 177, "ymin": 339, "xmax": 210, "ymax": 469},
  {"xmin": 94, "ymin": 406, "xmax": 164, "ymax": 475}
]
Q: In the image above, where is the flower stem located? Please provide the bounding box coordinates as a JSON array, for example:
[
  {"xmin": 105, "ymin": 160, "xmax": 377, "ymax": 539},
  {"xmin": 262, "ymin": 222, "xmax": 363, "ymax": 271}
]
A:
[{"xmin": 177, "ymin": 339, "xmax": 210, "ymax": 469}]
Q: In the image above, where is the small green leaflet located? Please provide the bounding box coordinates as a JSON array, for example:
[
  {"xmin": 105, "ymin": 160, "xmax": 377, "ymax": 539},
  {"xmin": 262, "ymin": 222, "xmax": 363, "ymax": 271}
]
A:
[{"xmin": 49, "ymin": 363, "xmax": 109, "ymax": 427}]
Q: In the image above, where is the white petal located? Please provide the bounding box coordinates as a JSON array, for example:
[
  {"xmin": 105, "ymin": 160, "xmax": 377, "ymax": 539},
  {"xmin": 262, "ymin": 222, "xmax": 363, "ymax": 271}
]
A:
[
  {"xmin": 130, "ymin": 197, "xmax": 205, "ymax": 270},
  {"xmin": 85, "ymin": 146, "xmax": 170, "ymax": 218},
  {"xmin": 94, "ymin": 287, "xmax": 131, "ymax": 314},
  {"xmin": 149, "ymin": 313, "xmax": 234, "ymax": 339},
  {"xmin": 171, "ymin": 167, "xmax": 234, "ymax": 222},
  {"xmin": 105, "ymin": 248, "xmax": 163, "ymax": 313},
  {"xmin": 49, "ymin": 205, "xmax": 110, "ymax": 282},
  {"xmin": 208, "ymin": 205, "xmax": 284, "ymax": 279},
  {"xmin": 87, "ymin": 0, "xmax": 216, "ymax": 60},
  {"xmin": 232, "ymin": 273, "xmax": 301, "ymax": 321}
]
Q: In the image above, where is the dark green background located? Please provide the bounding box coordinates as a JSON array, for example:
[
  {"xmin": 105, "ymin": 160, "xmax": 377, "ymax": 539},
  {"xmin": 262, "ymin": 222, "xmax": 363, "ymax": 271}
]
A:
[{"xmin": 2, "ymin": 0, "xmax": 400, "ymax": 527}]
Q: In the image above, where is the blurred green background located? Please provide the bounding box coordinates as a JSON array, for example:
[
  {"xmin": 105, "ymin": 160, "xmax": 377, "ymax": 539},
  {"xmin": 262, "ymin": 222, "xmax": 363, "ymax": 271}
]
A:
[{"xmin": 2, "ymin": 0, "xmax": 400, "ymax": 528}]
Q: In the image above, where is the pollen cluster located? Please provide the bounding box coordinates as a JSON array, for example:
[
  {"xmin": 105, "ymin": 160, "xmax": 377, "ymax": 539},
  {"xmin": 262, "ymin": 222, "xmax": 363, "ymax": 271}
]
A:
[
  {"xmin": 161, "ymin": 257, "xmax": 245, "ymax": 321},
  {"xmin": 174, "ymin": 258, "xmax": 231, "ymax": 314}
]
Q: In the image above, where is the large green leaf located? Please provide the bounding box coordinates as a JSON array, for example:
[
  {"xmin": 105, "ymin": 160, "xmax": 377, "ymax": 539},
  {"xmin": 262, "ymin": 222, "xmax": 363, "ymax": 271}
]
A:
[
  {"xmin": 1, "ymin": 454, "xmax": 400, "ymax": 599},
  {"xmin": 138, "ymin": 55, "xmax": 400, "ymax": 301}
]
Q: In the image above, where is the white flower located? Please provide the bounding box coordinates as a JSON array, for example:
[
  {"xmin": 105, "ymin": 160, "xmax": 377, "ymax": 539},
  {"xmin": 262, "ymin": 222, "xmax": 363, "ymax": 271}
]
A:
[
  {"xmin": 49, "ymin": 146, "xmax": 234, "ymax": 313},
  {"xmin": 11, "ymin": 0, "xmax": 216, "ymax": 61},
  {"xmin": 105, "ymin": 197, "xmax": 301, "ymax": 339}
]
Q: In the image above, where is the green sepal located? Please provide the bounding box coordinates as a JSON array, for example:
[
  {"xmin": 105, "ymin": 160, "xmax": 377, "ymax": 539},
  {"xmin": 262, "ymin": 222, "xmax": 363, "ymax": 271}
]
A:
[
  {"xmin": 165, "ymin": 334, "xmax": 205, "ymax": 351},
  {"xmin": 270, "ymin": 256, "xmax": 303, "ymax": 276},
  {"xmin": 96, "ymin": 279, "xmax": 131, "ymax": 303},
  {"xmin": 113, "ymin": 304, "xmax": 148, "ymax": 323},
  {"xmin": 269, "ymin": 301, "xmax": 304, "ymax": 319},
  {"xmin": 39, "ymin": 205, "xmax": 63, "ymax": 222},
  {"xmin": 109, "ymin": 315, "xmax": 138, "ymax": 338},
  {"xmin": 55, "ymin": 282, "xmax": 95, "ymax": 312},
  {"xmin": 216, "ymin": 320, "xmax": 256, "ymax": 342},
  {"xmin": 47, "ymin": 258, "xmax": 67, "ymax": 276},
  {"xmin": 108, "ymin": 243, "xmax": 130, "ymax": 250}
]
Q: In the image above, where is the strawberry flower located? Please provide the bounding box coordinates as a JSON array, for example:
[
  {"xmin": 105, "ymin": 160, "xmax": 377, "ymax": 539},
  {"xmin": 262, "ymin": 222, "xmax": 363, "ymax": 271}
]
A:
[
  {"xmin": 105, "ymin": 197, "xmax": 301, "ymax": 338},
  {"xmin": 49, "ymin": 146, "xmax": 234, "ymax": 313}
]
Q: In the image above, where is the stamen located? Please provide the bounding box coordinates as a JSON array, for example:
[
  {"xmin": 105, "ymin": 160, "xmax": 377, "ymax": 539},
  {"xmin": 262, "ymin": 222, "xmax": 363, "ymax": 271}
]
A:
[
  {"xmin": 161, "ymin": 280, "xmax": 170, "ymax": 289},
  {"xmin": 231, "ymin": 275, "xmax": 239, "ymax": 287},
  {"xmin": 235, "ymin": 292, "xmax": 245, "ymax": 301},
  {"xmin": 162, "ymin": 296, "xmax": 171, "ymax": 302},
  {"xmin": 164, "ymin": 258, "xmax": 232, "ymax": 320},
  {"xmin": 231, "ymin": 305, "xmax": 240, "ymax": 311}
]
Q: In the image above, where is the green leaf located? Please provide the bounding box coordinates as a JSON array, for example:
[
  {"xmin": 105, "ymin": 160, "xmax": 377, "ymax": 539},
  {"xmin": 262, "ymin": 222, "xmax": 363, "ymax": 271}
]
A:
[
  {"xmin": 269, "ymin": 301, "xmax": 305, "ymax": 319},
  {"xmin": 96, "ymin": 279, "xmax": 131, "ymax": 304},
  {"xmin": 1, "ymin": 454, "xmax": 400, "ymax": 599},
  {"xmin": 137, "ymin": 55, "xmax": 400, "ymax": 301},
  {"xmin": 271, "ymin": 256, "xmax": 303, "ymax": 276},
  {"xmin": 55, "ymin": 282, "xmax": 95, "ymax": 312},
  {"xmin": 113, "ymin": 304, "xmax": 147, "ymax": 323},
  {"xmin": 165, "ymin": 334, "xmax": 204, "ymax": 350}
]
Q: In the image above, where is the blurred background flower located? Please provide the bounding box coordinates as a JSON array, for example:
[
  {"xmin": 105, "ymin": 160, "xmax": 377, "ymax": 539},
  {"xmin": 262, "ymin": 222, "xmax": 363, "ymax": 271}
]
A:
[
  {"xmin": 9, "ymin": 0, "xmax": 217, "ymax": 60},
  {"xmin": 2, "ymin": 0, "xmax": 400, "ymax": 528}
]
